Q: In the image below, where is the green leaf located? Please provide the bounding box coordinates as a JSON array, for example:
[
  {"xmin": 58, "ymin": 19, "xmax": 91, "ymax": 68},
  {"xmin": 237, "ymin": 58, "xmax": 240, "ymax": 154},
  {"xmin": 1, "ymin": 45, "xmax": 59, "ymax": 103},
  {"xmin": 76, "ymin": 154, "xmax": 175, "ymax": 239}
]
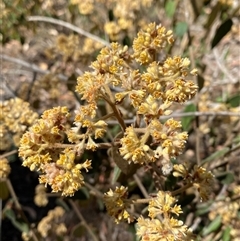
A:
[
  {"xmin": 71, "ymin": 223, "xmax": 87, "ymax": 238},
  {"xmin": 4, "ymin": 209, "xmax": 29, "ymax": 233},
  {"xmin": 201, "ymin": 147, "xmax": 229, "ymax": 165},
  {"xmin": 202, "ymin": 215, "xmax": 222, "ymax": 236},
  {"xmin": 196, "ymin": 202, "xmax": 212, "ymax": 216},
  {"xmin": 181, "ymin": 103, "xmax": 196, "ymax": 131},
  {"xmin": 219, "ymin": 172, "xmax": 235, "ymax": 185},
  {"xmin": 110, "ymin": 147, "xmax": 140, "ymax": 183},
  {"xmin": 97, "ymin": 198, "xmax": 105, "ymax": 211},
  {"xmin": 165, "ymin": 0, "xmax": 176, "ymax": 18},
  {"xmin": 226, "ymin": 94, "xmax": 240, "ymax": 107},
  {"xmin": 211, "ymin": 18, "xmax": 233, "ymax": 49},
  {"xmin": 174, "ymin": 22, "xmax": 188, "ymax": 38},
  {"xmin": 111, "ymin": 165, "xmax": 122, "ymax": 184},
  {"xmin": 0, "ymin": 181, "xmax": 9, "ymax": 200},
  {"xmin": 222, "ymin": 226, "xmax": 231, "ymax": 241},
  {"xmin": 233, "ymin": 135, "xmax": 240, "ymax": 144}
]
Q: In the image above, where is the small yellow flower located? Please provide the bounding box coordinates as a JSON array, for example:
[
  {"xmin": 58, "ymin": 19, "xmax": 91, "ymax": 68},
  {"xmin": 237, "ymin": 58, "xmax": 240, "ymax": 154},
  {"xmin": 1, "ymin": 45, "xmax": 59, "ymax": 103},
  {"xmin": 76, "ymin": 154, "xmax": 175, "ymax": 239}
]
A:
[
  {"xmin": 119, "ymin": 126, "xmax": 152, "ymax": 164},
  {"xmin": 165, "ymin": 79, "xmax": 198, "ymax": 103},
  {"xmin": 76, "ymin": 72, "xmax": 105, "ymax": 104},
  {"xmin": 137, "ymin": 191, "xmax": 193, "ymax": 241},
  {"xmin": 86, "ymin": 136, "xmax": 98, "ymax": 151},
  {"xmin": 150, "ymin": 119, "xmax": 188, "ymax": 161},
  {"xmin": 39, "ymin": 148, "xmax": 91, "ymax": 196},
  {"xmin": 104, "ymin": 186, "xmax": 133, "ymax": 223},
  {"xmin": 133, "ymin": 23, "xmax": 174, "ymax": 64},
  {"xmin": 148, "ymin": 191, "xmax": 182, "ymax": 219}
]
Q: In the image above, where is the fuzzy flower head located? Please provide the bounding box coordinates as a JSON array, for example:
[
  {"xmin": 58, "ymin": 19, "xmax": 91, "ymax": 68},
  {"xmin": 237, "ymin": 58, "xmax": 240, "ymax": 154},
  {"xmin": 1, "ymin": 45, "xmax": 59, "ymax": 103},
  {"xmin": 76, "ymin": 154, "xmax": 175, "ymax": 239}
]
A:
[
  {"xmin": 34, "ymin": 184, "xmax": 48, "ymax": 207},
  {"xmin": 37, "ymin": 206, "xmax": 67, "ymax": 238},
  {"xmin": 91, "ymin": 43, "xmax": 129, "ymax": 75},
  {"xmin": 39, "ymin": 148, "xmax": 91, "ymax": 197},
  {"xmin": 0, "ymin": 158, "xmax": 11, "ymax": 179},
  {"xmin": 67, "ymin": 103, "xmax": 107, "ymax": 150},
  {"xmin": 76, "ymin": 72, "xmax": 106, "ymax": 104},
  {"xmin": 19, "ymin": 106, "xmax": 70, "ymax": 171},
  {"xmin": 138, "ymin": 95, "xmax": 172, "ymax": 121},
  {"xmin": 133, "ymin": 22, "xmax": 174, "ymax": 65},
  {"xmin": 70, "ymin": 0, "xmax": 94, "ymax": 15},
  {"xmin": 0, "ymin": 98, "xmax": 38, "ymax": 147},
  {"xmin": 104, "ymin": 21, "xmax": 121, "ymax": 41},
  {"xmin": 150, "ymin": 119, "xmax": 188, "ymax": 162},
  {"xmin": 173, "ymin": 164, "xmax": 215, "ymax": 202},
  {"xmin": 104, "ymin": 186, "xmax": 133, "ymax": 223},
  {"xmin": 137, "ymin": 191, "xmax": 194, "ymax": 241},
  {"xmin": 164, "ymin": 79, "xmax": 198, "ymax": 103},
  {"xmin": 148, "ymin": 191, "xmax": 183, "ymax": 218},
  {"xmin": 192, "ymin": 166, "xmax": 215, "ymax": 202},
  {"xmin": 119, "ymin": 126, "xmax": 152, "ymax": 164}
]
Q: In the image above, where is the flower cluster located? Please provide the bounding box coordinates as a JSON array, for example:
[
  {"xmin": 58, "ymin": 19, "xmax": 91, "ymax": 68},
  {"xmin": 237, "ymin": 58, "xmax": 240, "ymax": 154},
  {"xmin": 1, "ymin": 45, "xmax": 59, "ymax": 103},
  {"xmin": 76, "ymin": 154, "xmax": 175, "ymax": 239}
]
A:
[
  {"xmin": 0, "ymin": 98, "xmax": 38, "ymax": 149},
  {"xmin": 119, "ymin": 118, "xmax": 189, "ymax": 175},
  {"xmin": 208, "ymin": 184, "xmax": 240, "ymax": 240},
  {"xmin": 31, "ymin": 74, "xmax": 62, "ymax": 101},
  {"xmin": 209, "ymin": 198, "xmax": 240, "ymax": 240},
  {"xmin": 19, "ymin": 106, "xmax": 92, "ymax": 196},
  {"xmin": 133, "ymin": 23, "xmax": 174, "ymax": 65},
  {"xmin": 173, "ymin": 163, "xmax": 215, "ymax": 201},
  {"xmin": 19, "ymin": 23, "xmax": 199, "ymax": 210},
  {"xmin": 39, "ymin": 148, "xmax": 91, "ymax": 196},
  {"xmin": 67, "ymin": 103, "xmax": 108, "ymax": 151},
  {"xmin": 19, "ymin": 106, "xmax": 70, "ymax": 170},
  {"xmin": 37, "ymin": 206, "xmax": 67, "ymax": 238},
  {"xmin": 137, "ymin": 191, "xmax": 194, "ymax": 241},
  {"xmin": 0, "ymin": 158, "xmax": 11, "ymax": 179},
  {"xmin": 70, "ymin": 0, "xmax": 95, "ymax": 15},
  {"xmin": 34, "ymin": 184, "xmax": 48, "ymax": 207},
  {"xmin": 103, "ymin": 186, "xmax": 133, "ymax": 223},
  {"xmin": 70, "ymin": 0, "xmax": 155, "ymax": 41},
  {"xmin": 46, "ymin": 34, "xmax": 103, "ymax": 63},
  {"xmin": 74, "ymin": 23, "xmax": 198, "ymax": 176}
]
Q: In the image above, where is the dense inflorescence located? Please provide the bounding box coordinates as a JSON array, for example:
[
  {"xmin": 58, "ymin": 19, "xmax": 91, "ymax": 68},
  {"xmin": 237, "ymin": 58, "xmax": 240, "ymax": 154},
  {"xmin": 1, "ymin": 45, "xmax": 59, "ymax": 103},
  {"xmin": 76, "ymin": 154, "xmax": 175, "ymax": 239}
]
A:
[{"xmin": 17, "ymin": 22, "xmax": 217, "ymax": 241}]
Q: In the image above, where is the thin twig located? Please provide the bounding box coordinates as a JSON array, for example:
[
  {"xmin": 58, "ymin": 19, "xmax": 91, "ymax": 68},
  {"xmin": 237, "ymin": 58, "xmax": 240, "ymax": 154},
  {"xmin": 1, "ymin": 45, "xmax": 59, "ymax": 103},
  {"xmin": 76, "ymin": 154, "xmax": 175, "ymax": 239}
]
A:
[
  {"xmin": 51, "ymin": 142, "xmax": 113, "ymax": 150},
  {"xmin": 69, "ymin": 199, "xmax": 99, "ymax": 241},
  {"xmin": 105, "ymin": 111, "xmax": 240, "ymax": 125},
  {"xmin": 133, "ymin": 174, "xmax": 149, "ymax": 198},
  {"xmin": 27, "ymin": 16, "xmax": 110, "ymax": 47},
  {"xmin": 132, "ymin": 198, "xmax": 152, "ymax": 204},
  {"xmin": 171, "ymin": 183, "xmax": 193, "ymax": 196},
  {"xmin": 6, "ymin": 179, "xmax": 39, "ymax": 241},
  {"xmin": 84, "ymin": 182, "xmax": 104, "ymax": 199},
  {"xmin": 213, "ymin": 48, "xmax": 238, "ymax": 84},
  {"xmin": 166, "ymin": 111, "xmax": 240, "ymax": 118},
  {"xmin": 6, "ymin": 179, "xmax": 22, "ymax": 211},
  {"xmin": 1, "ymin": 78, "xmax": 17, "ymax": 98},
  {"xmin": 1, "ymin": 54, "xmax": 68, "ymax": 81},
  {"xmin": 0, "ymin": 149, "xmax": 18, "ymax": 159}
]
